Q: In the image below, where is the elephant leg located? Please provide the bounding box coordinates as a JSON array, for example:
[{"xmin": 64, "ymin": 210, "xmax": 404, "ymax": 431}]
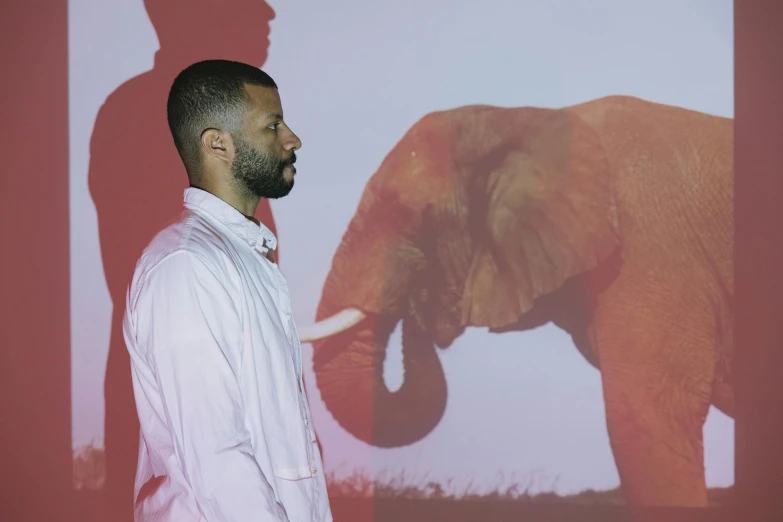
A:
[{"xmin": 591, "ymin": 278, "xmax": 717, "ymax": 506}]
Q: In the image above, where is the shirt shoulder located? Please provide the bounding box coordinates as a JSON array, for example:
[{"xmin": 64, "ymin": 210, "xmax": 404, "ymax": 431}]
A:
[{"xmin": 127, "ymin": 209, "xmax": 241, "ymax": 308}]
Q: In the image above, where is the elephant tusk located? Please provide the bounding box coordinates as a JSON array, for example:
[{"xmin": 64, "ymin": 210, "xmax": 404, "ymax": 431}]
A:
[{"xmin": 298, "ymin": 308, "xmax": 367, "ymax": 343}]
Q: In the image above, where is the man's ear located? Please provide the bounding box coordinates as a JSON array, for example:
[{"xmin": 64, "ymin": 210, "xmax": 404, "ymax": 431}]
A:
[{"xmin": 200, "ymin": 128, "xmax": 233, "ymax": 165}]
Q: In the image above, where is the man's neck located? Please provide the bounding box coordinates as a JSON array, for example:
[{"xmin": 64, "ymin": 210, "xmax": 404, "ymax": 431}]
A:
[{"xmin": 189, "ymin": 183, "xmax": 260, "ymax": 219}]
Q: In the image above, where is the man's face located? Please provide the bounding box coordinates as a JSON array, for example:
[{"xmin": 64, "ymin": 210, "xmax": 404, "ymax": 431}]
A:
[
  {"xmin": 231, "ymin": 84, "xmax": 302, "ymax": 199},
  {"xmin": 230, "ymin": 133, "xmax": 296, "ymax": 199}
]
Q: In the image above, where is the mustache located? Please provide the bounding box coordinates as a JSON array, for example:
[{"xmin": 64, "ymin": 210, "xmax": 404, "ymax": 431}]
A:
[{"xmin": 284, "ymin": 152, "xmax": 297, "ymax": 166}]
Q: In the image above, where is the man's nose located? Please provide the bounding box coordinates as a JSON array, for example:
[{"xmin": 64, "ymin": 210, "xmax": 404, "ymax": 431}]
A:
[{"xmin": 285, "ymin": 130, "xmax": 302, "ymax": 151}]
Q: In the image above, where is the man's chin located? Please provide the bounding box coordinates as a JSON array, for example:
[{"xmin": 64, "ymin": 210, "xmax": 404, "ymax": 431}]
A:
[{"xmin": 261, "ymin": 180, "xmax": 294, "ymax": 200}]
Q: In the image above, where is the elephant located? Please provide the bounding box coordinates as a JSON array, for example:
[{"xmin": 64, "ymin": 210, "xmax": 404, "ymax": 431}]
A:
[{"xmin": 298, "ymin": 95, "xmax": 733, "ymax": 507}]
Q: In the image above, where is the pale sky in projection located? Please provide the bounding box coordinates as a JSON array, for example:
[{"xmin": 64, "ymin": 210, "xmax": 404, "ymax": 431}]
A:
[{"xmin": 70, "ymin": 0, "xmax": 734, "ymax": 495}]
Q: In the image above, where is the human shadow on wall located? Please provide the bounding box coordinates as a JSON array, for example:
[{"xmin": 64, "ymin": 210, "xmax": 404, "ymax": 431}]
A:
[{"xmin": 88, "ymin": 1, "xmax": 278, "ymax": 519}]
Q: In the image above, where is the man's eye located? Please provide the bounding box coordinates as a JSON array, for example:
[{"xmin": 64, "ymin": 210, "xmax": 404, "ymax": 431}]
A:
[{"xmin": 268, "ymin": 122, "xmax": 280, "ymax": 131}]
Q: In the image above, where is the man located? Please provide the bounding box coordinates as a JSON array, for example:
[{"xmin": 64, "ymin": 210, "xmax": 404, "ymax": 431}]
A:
[
  {"xmin": 122, "ymin": 60, "xmax": 332, "ymax": 522},
  {"xmin": 89, "ymin": 3, "xmax": 279, "ymax": 517}
]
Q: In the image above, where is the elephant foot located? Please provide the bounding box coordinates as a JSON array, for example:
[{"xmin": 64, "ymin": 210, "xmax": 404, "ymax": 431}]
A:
[
  {"xmin": 591, "ymin": 284, "xmax": 718, "ymax": 506},
  {"xmin": 600, "ymin": 356, "xmax": 714, "ymax": 506}
]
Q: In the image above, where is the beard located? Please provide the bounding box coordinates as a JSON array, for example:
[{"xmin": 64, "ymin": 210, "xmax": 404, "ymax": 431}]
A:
[{"xmin": 231, "ymin": 135, "xmax": 295, "ymax": 199}]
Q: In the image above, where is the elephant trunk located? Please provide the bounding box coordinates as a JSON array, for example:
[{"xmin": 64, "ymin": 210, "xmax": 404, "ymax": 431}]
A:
[{"xmin": 312, "ymin": 310, "xmax": 447, "ymax": 447}]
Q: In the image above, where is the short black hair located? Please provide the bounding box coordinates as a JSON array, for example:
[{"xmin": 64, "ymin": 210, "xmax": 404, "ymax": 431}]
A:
[{"xmin": 167, "ymin": 59, "xmax": 277, "ymax": 176}]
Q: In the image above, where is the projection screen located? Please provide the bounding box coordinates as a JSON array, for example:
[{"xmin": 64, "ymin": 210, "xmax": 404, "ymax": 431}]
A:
[{"xmin": 69, "ymin": 0, "xmax": 734, "ymax": 509}]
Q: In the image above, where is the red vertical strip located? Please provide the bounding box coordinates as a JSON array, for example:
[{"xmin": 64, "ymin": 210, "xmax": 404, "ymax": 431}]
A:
[
  {"xmin": 0, "ymin": 1, "xmax": 71, "ymax": 520},
  {"xmin": 735, "ymin": 0, "xmax": 783, "ymax": 520}
]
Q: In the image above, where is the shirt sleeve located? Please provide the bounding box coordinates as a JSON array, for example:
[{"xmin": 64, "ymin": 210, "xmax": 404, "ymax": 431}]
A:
[{"xmin": 134, "ymin": 250, "xmax": 289, "ymax": 522}]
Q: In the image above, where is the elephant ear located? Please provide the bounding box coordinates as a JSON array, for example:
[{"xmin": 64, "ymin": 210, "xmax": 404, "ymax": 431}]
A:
[{"xmin": 461, "ymin": 109, "xmax": 619, "ymax": 328}]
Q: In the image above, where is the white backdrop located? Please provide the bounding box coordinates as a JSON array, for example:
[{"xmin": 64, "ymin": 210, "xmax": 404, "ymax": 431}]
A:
[{"xmin": 70, "ymin": 0, "xmax": 734, "ymax": 496}]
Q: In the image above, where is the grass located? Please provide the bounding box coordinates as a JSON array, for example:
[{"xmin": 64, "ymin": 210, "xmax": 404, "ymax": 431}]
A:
[
  {"xmin": 73, "ymin": 441, "xmax": 105, "ymax": 490},
  {"xmin": 325, "ymin": 470, "xmax": 733, "ymax": 506},
  {"xmin": 72, "ymin": 446, "xmax": 733, "ymax": 506}
]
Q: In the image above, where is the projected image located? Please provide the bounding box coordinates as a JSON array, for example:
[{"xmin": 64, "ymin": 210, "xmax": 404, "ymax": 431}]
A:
[
  {"xmin": 70, "ymin": 0, "xmax": 734, "ymax": 509},
  {"xmin": 305, "ymin": 97, "xmax": 733, "ymax": 506}
]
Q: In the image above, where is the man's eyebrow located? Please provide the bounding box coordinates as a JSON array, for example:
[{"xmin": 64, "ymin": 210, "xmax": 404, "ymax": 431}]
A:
[{"xmin": 264, "ymin": 112, "xmax": 283, "ymax": 121}]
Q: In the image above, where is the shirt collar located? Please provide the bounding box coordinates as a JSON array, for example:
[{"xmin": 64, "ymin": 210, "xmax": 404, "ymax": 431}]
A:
[{"xmin": 183, "ymin": 187, "xmax": 277, "ymax": 252}]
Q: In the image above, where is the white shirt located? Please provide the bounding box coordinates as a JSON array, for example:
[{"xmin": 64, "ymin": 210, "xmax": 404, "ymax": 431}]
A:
[{"xmin": 123, "ymin": 187, "xmax": 332, "ymax": 522}]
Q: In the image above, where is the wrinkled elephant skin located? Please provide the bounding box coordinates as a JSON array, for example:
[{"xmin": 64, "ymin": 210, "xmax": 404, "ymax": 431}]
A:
[{"xmin": 311, "ymin": 96, "xmax": 733, "ymax": 507}]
